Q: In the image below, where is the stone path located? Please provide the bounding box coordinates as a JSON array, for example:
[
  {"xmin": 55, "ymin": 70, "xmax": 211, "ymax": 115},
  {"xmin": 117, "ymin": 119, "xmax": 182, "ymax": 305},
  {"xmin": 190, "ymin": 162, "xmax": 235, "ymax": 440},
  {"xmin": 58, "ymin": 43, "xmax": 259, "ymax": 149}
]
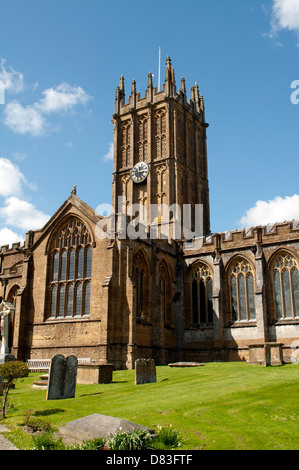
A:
[{"xmin": 0, "ymin": 425, "xmax": 19, "ymax": 450}]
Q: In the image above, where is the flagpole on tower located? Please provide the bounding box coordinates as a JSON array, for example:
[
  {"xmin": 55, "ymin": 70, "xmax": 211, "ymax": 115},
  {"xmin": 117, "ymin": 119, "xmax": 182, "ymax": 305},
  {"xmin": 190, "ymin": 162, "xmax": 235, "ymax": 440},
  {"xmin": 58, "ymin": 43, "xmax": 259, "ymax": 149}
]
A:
[{"xmin": 158, "ymin": 46, "xmax": 161, "ymax": 92}]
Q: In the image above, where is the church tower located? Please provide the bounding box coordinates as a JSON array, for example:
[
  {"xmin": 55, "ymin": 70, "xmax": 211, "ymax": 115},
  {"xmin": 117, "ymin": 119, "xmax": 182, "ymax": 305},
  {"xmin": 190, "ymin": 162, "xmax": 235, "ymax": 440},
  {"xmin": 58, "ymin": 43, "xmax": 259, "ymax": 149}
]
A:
[{"xmin": 112, "ymin": 56, "xmax": 210, "ymax": 239}]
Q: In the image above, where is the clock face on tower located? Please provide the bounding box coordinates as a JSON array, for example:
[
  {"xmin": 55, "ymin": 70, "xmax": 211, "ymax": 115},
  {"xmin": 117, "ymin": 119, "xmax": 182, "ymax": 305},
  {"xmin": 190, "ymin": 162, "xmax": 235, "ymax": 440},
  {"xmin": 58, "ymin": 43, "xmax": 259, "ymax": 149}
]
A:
[{"xmin": 130, "ymin": 162, "xmax": 149, "ymax": 184}]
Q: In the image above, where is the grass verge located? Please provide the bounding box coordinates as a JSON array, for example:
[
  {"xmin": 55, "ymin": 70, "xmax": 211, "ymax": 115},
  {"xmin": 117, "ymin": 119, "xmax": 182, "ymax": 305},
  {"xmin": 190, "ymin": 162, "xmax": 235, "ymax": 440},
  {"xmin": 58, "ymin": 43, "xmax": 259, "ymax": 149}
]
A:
[{"xmin": 0, "ymin": 362, "xmax": 298, "ymax": 450}]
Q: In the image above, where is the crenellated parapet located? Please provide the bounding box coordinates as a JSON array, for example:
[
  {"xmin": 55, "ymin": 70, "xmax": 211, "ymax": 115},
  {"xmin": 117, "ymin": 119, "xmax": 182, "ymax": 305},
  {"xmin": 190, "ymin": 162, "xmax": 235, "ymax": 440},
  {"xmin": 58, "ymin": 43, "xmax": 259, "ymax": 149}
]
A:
[
  {"xmin": 114, "ymin": 56, "xmax": 206, "ymax": 124},
  {"xmin": 111, "ymin": 55, "xmax": 211, "ymax": 237},
  {"xmin": 184, "ymin": 219, "xmax": 299, "ymax": 257},
  {"xmin": 0, "ymin": 242, "xmax": 23, "ymax": 254}
]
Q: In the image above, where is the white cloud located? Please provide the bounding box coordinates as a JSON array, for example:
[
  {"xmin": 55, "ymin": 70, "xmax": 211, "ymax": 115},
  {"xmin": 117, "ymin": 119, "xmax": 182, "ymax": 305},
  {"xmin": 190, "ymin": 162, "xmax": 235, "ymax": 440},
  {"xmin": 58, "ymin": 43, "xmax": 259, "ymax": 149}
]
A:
[
  {"xmin": 103, "ymin": 143, "xmax": 114, "ymax": 162},
  {"xmin": 3, "ymin": 101, "xmax": 46, "ymax": 137},
  {"xmin": 0, "ymin": 196, "xmax": 50, "ymax": 231},
  {"xmin": 37, "ymin": 83, "xmax": 91, "ymax": 114},
  {"xmin": 0, "ymin": 227, "xmax": 24, "ymax": 248},
  {"xmin": 267, "ymin": 0, "xmax": 299, "ymax": 42},
  {"xmin": 0, "ymin": 158, "xmax": 30, "ymax": 197},
  {"xmin": 239, "ymin": 194, "xmax": 299, "ymax": 227},
  {"xmin": 272, "ymin": 0, "xmax": 299, "ymax": 30},
  {"xmin": 0, "ymin": 59, "xmax": 25, "ymax": 94},
  {"xmin": 0, "ymin": 158, "xmax": 47, "ymax": 245},
  {"xmin": 3, "ymin": 82, "xmax": 91, "ymax": 136}
]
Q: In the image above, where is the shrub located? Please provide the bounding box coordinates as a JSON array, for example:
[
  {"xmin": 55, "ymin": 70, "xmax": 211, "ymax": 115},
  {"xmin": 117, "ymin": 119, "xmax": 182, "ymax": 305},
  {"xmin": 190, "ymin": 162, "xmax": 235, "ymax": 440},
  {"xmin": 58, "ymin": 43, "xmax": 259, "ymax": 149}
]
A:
[
  {"xmin": 23, "ymin": 409, "xmax": 52, "ymax": 434},
  {"xmin": 30, "ymin": 425, "xmax": 182, "ymax": 450},
  {"xmin": 107, "ymin": 428, "xmax": 153, "ymax": 450},
  {"xmin": 32, "ymin": 433, "xmax": 65, "ymax": 450},
  {"xmin": 0, "ymin": 361, "xmax": 29, "ymax": 418},
  {"xmin": 68, "ymin": 438, "xmax": 107, "ymax": 450},
  {"xmin": 152, "ymin": 424, "xmax": 182, "ymax": 449}
]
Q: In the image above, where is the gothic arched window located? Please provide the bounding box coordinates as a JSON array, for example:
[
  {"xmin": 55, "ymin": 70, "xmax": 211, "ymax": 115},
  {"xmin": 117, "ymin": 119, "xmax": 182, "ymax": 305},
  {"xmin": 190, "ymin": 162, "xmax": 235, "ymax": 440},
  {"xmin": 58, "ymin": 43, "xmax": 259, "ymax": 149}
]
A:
[
  {"xmin": 47, "ymin": 217, "xmax": 92, "ymax": 319},
  {"xmin": 271, "ymin": 252, "xmax": 299, "ymax": 320},
  {"xmin": 159, "ymin": 260, "xmax": 172, "ymax": 327},
  {"xmin": 133, "ymin": 251, "xmax": 149, "ymax": 321},
  {"xmin": 228, "ymin": 257, "xmax": 255, "ymax": 322},
  {"xmin": 190, "ymin": 262, "xmax": 213, "ymax": 325}
]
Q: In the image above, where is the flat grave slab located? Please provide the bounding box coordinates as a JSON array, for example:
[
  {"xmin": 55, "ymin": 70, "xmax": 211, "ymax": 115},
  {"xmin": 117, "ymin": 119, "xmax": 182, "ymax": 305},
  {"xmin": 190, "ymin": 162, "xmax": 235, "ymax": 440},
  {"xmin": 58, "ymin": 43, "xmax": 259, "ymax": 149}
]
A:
[{"xmin": 58, "ymin": 413, "xmax": 154, "ymax": 444}]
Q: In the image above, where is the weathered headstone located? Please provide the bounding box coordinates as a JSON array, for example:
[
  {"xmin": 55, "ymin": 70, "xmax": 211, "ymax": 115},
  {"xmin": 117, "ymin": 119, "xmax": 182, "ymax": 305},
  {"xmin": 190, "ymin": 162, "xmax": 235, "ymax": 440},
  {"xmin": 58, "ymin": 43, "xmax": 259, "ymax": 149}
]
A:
[
  {"xmin": 135, "ymin": 358, "xmax": 156, "ymax": 385},
  {"xmin": 46, "ymin": 355, "xmax": 78, "ymax": 400}
]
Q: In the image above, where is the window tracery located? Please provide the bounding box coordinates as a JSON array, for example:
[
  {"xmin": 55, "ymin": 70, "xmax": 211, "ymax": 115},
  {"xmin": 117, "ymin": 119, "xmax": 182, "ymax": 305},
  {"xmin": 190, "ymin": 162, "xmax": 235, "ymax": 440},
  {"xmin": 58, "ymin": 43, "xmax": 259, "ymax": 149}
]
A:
[
  {"xmin": 228, "ymin": 257, "xmax": 255, "ymax": 322},
  {"xmin": 48, "ymin": 217, "xmax": 92, "ymax": 319},
  {"xmin": 272, "ymin": 252, "xmax": 299, "ymax": 320},
  {"xmin": 190, "ymin": 262, "xmax": 213, "ymax": 325}
]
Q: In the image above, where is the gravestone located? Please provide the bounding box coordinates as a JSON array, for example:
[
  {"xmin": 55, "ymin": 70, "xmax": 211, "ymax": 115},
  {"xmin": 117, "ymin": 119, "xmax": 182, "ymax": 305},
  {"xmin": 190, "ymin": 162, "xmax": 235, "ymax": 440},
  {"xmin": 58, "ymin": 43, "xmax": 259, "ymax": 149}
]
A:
[
  {"xmin": 46, "ymin": 355, "xmax": 78, "ymax": 400},
  {"xmin": 77, "ymin": 363, "xmax": 114, "ymax": 384},
  {"xmin": 135, "ymin": 358, "xmax": 156, "ymax": 385},
  {"xmin": 248, "ymin": 343, "xmax": 283, "ymax": 366}
]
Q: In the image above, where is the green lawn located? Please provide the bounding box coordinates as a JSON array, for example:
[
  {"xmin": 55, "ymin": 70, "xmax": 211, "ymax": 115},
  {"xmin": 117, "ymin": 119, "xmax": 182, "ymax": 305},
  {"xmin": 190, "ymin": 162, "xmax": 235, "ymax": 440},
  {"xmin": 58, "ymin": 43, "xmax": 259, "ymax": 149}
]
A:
[{"xmin": 1, "ymin": 362, "xmax": 299, "ymax": 450}]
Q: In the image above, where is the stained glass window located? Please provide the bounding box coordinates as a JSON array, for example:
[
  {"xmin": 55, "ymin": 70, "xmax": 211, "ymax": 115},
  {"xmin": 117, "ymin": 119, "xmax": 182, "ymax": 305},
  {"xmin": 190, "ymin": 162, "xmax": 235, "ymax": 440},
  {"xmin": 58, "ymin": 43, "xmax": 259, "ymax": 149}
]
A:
[
  {"xmin": 229, "ymin": 258, "xmax": 255, "ymax": 322},
  {"xmin": 247, "ymin": 274, "xmax": 255, "ymax": 321},
  {"xmin": 60, "ymin": 251, "xmax": 67, "ymax": 281},
  {"xmin": 48, "ymin": 217, "xmax": 92, "ymax": 319},
  {"xmin": 192, "ymin": 279, "xmax": 198, "ymax": 324},
  {"xmin": 68, "ymin": 249, "xmax": 75, "ymax": 280},
  {"xmin": 231, "ymin": 276, "xmax": 238, "ymax": 322},
  {"xmin": 75, "ymin": 283, "xmax": 82, "ymax": 316},
  {"xmin": 50, "ymin": 286, "xmax": 57, "ymax": 317},
  {"xmin": 84, "ymin": 282, "xmax": 91, "ymax": 316},
  {"xmin": 85, "ymin": 246, "xmax": 92, "ymax": 278},
  {"xmin": 190, "ymin": 263, "xmax": 213, "ymax": 325},
  {"xmin": 77, "ymin": 247, "xmax": 84, "ymax": 279},
  {"xmin": 58, "ymin": 285, "xmax": 65, "ymax": 317},
  {"xmin": 52, "ymin": 252, "xmax": 59, "ymax": 282},
  {"xmin": 66, "ymin": 284, "xmax": 74, "ymax": 317},
  {"xmin": 292, "ymin": 269, "xmax": 299, "ymax": 317},
  {"xmin": 272, "ymin": 252, "xmax": 299, "ymax": 320}
]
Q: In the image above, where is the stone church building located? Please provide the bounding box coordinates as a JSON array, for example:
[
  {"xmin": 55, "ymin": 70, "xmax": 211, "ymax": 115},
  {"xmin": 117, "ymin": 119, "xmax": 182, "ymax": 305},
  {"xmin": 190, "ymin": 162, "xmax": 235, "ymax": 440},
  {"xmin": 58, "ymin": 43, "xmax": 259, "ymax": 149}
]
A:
[{"xmin": 0, "ymin": 57, "xmax": 298, "ymax": 369}]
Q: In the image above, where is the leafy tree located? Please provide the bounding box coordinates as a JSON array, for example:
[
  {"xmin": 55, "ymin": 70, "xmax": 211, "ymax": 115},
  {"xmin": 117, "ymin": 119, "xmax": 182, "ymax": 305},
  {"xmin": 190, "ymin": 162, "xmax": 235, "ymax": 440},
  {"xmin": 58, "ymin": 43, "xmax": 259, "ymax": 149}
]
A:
[{"xmin": 0, "ymin": 361, "xmax": 29, "ymax": 419}]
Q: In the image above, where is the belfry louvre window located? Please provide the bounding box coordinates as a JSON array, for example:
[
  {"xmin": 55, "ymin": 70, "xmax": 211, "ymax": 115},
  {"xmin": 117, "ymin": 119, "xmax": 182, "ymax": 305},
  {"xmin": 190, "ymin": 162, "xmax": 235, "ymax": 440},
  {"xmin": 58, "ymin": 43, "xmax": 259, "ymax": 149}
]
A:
[
  {"xmin": 48, "ymin": 218, "xmax": 92, "ymax": 319},
  {"xmin": 191, "ymin": 263, "xmax": 213, "ymax": 325},
  {"xmin": 272, "ymin": 252, "xmax": 299, "ymax": 320},
  {"xmin": 229, "ymin": 258, "xmax": 255, "ymax": 322}
]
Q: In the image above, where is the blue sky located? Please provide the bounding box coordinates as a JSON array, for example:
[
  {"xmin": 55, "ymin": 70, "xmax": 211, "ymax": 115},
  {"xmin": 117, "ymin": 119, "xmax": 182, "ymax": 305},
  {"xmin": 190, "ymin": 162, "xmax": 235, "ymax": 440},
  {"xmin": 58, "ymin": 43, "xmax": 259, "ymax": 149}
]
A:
[{"xmin": 1, "ymin": 0, "xmax": 299, "ymax": 246}]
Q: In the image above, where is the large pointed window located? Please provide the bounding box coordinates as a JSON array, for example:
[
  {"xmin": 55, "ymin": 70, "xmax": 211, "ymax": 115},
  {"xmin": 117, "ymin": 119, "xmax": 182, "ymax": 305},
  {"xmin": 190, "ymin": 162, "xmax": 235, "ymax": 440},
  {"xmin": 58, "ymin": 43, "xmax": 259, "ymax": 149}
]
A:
[
  {"xmin": 228, "ymin": 257, "xmax": 255, "ymax": 322},
  {"xmin": 47, "ymin": 217, "xmax": 92, "ymax": 319},
  {"xmin": 159, "ymin": 260, "xmax": 172, "ymax": 327},
  {"xmin": 133, "ymin": 251, "xmax": 149, "ymax": 322},
  {"xmin": 190, "ymin": 262, "xmax": 213, "ymax": 326},
  {"xmin": 271, "ymin": 252, "xmax": 299, "ymax": 320}
]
